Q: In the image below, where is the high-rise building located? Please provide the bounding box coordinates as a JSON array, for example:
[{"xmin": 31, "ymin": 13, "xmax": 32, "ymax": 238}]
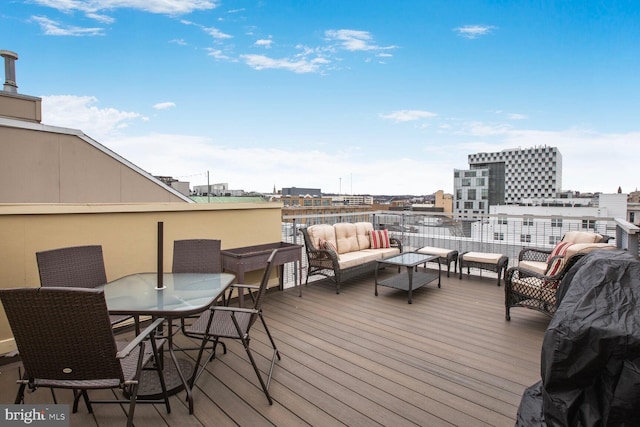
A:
[{"xmin": 454, "ymin": 146, "xmax": 562, "ymax": 216}]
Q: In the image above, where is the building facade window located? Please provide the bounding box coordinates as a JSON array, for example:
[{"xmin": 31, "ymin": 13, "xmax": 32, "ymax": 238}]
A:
[
  {"xmin": 549, "ymin": 235, "xmax": 561, "ymax": 245},
  {"xmin": 582, "ymin": 219, "xmax": 596, "ymax": 230},
  {"xmin": 523, "ymin": 217, "xmax": 534, "ymax": 226},
  {"xmin": 494, "ymin": 232, "xmax": 505, "ymax": 240},
  {"xmin": 551, "ymin": 218, "xmax": 563, "ymax": 227},
  {"xmin": 520, "ymin": 234, "xmax": 531, "ymax": 243}
]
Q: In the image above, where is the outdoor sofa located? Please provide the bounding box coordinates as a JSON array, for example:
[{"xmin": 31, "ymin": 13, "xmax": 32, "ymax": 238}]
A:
[{"xmin": 300, "ymin": 222, "xmax": 402, "ymax": 293}]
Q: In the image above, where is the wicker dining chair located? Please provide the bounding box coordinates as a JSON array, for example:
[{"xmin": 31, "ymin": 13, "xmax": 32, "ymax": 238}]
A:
[
  {"xmin": 36, "ymin": 245, "xmax": 134, "ymax": 329},
  {"xmin": 185, "ymin": 249, "xmax": 281, "ymax": 404},
  {"xmin": 0, "ymin": 287, "xmax": 171, "ymax": 427},
  {"xmin": 172, "ymin": 239, "xmax": 223, "ymax": 274}
]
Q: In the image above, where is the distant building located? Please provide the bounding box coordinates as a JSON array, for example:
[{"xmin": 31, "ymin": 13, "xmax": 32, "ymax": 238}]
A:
[
  {"xmin": 454, "ymin": 146, "xmax": 562, "ymax": 217},
  {"xmin": 332, "ymin": 195, "xmax": 374, "ymax": 206},
  {"xmin": 281, "ymin": 187, "xmax": 322, "ymax": 197}
]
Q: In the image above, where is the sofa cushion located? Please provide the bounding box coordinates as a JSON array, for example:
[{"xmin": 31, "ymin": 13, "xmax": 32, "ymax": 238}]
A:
[
  {"xmin": 337, "ymin": 250, "xmax": 382, "ymax": 270},
  {"xmin": 307, "ymin": 224, "xmax": 337, "ymax": 250},
  {"xmin": 334, "ymin": 223, "xmax": 360, "ymax": 254},
  {"xmin": 563, "ymin": 231, "xmax": 603, "ymax": 244},
  {"xmin": 370, "ymin": 229, "xmax": 390, "ymax": 249},
  {"xmin": 355, "ymin": 222, "xmax": 374, "ymax": 250}
]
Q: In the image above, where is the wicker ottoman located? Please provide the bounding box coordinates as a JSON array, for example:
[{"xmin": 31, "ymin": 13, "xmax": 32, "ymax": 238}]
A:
[
  {"xmin": 416, "ymin": 246, "xmax": 458, "ymax": 277},
  {"xmin": 459, "ymin": 251, "xmax": 509, "ymax": 286}
]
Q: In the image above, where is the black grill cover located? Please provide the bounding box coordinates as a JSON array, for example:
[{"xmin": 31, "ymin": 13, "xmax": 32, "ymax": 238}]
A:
[{"xmin": 516, "ymin": 250, "xmax": 640, "ymax": 427}]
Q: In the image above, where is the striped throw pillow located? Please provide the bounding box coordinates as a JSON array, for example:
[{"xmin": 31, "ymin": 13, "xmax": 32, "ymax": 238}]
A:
[
  {"xmin": 545, "ymin": 242, "xmax": 574, "ymax": 276},
  {"xmin": 370, "ymin": 229, "xmax": 390, "ymax": 249}
]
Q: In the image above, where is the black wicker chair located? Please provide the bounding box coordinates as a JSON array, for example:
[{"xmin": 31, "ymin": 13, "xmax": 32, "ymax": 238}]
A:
[
  {"xmin": 36, "ymin": 245, "xmax": 133, "ymax": 329},
  {"xmin": 185, "ymin": 249, "xmax": 281, "ymax": 404},
  {"xmin": 504, "ymin": 253, "xmax": 587, "ymax": 320},
  {"xmin": 0, "ymin": 287, "xmax": 170, "ymax": 427},
  {"xmin": 172, "ymin": 239, "xmax": 222, "ymax": 274}
]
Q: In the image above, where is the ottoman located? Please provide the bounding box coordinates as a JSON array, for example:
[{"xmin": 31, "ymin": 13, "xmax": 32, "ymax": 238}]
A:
[
  {"xmin": 416, "ymin": 246, "xmax": 458, "ymax": 277},
  {"xmin": 459, "ymin": 251, "xmax": 509, "ymax": 286}
]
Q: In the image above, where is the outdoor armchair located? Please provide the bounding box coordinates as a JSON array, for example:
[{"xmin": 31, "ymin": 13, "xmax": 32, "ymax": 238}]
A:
[{"xmin": 0, "ymin": 287, "xmax": 171, "ymax": 427}]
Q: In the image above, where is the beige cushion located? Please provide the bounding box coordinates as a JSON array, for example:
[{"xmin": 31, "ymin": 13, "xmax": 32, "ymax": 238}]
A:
[
  {"xmin": 518, "ymin": 260, "xmax": 548, "ymax": 275},
  {"xmin": 334, "ymin": 223, "xmax": 360, "ymax": 254},
  {"xmin": 563, "ymin": 231, "xmax": 603, "ymax": 244},
  {"xmin": 355, "ymin": 222, "xmax": 373, "ymax": 250},
  {"xmin": 565, "ymin": 242, "xmax": 615, "ymax": 258},
  {"xmin": 337, "ymin": 247, "xmax": 400, "ymax": 269},
  {"xmin": 307, "ymin": 224, "xmax": 336, "ymax": 250},
  {"xmin": 417, "ymin": 246, "xmax": 455, "ymax": 258},
  {"xmin": 462, "ymin": 252, "xmax": 504, "ymax": 264}
]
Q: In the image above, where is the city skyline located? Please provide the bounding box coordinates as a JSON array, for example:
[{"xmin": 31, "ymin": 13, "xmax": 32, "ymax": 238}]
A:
[{"xmin": 2, "ymin": 1, "xmax": 639, "ymax": 195}]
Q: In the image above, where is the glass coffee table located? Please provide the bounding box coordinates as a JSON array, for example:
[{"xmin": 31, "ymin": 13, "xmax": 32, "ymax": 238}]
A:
[{"xmin": 375, "ymin": 252, "xmax": 441, "ymax": 304}]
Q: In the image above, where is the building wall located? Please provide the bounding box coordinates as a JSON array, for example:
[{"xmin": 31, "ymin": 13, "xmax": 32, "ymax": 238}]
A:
[
  {"xmin": 467, "ymin": 146, "xmax": 562, "ymax": 204},
  {"xmin": 0, "ymin": 120, "xmax": 189, "ymax": 203},
  {"xmin": 0, "ymin": 202, "xmax": 283, "ymax": 354}
]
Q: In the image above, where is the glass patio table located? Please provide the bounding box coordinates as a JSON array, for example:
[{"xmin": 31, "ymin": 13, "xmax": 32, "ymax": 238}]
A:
[{"xmin": 101, "ymin": 272, "xmax": 235, "ymax": 414}]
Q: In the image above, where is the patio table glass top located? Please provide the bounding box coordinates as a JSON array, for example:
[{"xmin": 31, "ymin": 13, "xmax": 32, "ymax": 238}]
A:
[{"xmin": 102, "ymin": 272, "xmax": 235, "ymax": 316}]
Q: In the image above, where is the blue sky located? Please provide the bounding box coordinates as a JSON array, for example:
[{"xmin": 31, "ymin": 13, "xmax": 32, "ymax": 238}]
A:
[{"xmin": 2, "ymin": 0, "xmax": 639, "ymax": 195}]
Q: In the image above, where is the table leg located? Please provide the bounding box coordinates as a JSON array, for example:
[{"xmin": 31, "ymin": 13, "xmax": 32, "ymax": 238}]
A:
[
  {"xmin": 407, "ymin": 266, "xmax": 414, "ymax": 304},
  {"xmin": 374, "ymin": 264, "xmax": 379, "ymax": 296}
]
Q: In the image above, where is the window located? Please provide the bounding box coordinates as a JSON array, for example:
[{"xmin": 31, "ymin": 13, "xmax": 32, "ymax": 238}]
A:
[
  {"xmin": 494, "ymin": 232, "xmax": 505, "ymax": 241},
  {"xmin": 478, "ymin": 202, "xmax": 485, "ymax": 210},
  {"xmin": 464, "ymin": 202, "xmax": 474, "ymax": 209},
  {"xmin": 467, "ymin": 189, "xmax": 476, "ymax": 200},
  {"xmin": 476, "ymin": 177, "xmax": 485, "ymax": 186},
  {"xmin": 549, "ymin": 235, "xmax": 561, "ymax": 245},
  {"xmin": 520, "ymin": 234, "xmax": 531, "ymax": 243},
  {"xmin": 464, "ymin": 171, "xmax": 477, "ymax": 177},
  {"xmin": 462, "ymin": 178, "xmax": 471, "ymax": 187},
  {"xmin": 523, "ymin": 217, "xmax": 534, "ymax": 226},
  {"xmin": 498, "ymin": 216, "xmax": 508, "ymax": 225},
  {"xmin": 582, "ymin": 219, "xmax": 596, "ymax": 230},
  {"xmin": 456, "ymin": 189, "xmax": 462, "ymax": 200},
  {"xmin": 551, "ymin": 218, "xmax": 562, "ymax": 228},
  {"xmin": 303, "ymin": 200, "xmax": 312, "ymax": 206},
  {"xmin": 481, "ymin": 189, "xmax": 488, "ymax": 200}
]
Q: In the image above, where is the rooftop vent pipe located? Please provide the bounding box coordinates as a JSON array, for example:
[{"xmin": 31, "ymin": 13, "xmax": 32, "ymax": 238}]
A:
[{"xmin": 1, "ymin": 50, "xmax": 18, "ymax": 94}]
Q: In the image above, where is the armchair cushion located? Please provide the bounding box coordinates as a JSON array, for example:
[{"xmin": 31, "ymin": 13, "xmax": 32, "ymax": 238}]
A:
[{"xmin": 563, "ymin": 231, "xmax": 603, "ymax": 244}]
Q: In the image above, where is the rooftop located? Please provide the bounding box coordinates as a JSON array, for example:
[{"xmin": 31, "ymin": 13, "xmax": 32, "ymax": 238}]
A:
[{"xmin": 0, "ymin": 270, "xmax": 546, "ymax": 426}]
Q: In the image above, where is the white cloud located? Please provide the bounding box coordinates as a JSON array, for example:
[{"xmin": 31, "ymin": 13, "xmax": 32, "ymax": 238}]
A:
[
  {"xmin": 206, "ymin": 48, "xmax": 231, "ymax": 60},
  {"xmin": 241, "ymin": 54, "xmax": 327, "ymax": 73},
  {"xmin": 41, "ymin": 95, "xmax": 144, "ymax": 140},
  {"xmin": 204, "ymin": 26, "xmax": 232, "ymax": 39},
  {"xmin": 33, "ymin": 0, "xmax": 218, "ymax": 16},
  {"xmin": 380, "ymin": 110, "xmax": 438, "ymax": 123},
  {"xmin": 454, "ymin": 25, "xmax": 497, "ymax": 39},
  {"xmin": 31, "ymin": 16, "xmax": 104, "ymax": 36},
  {"xmin": 507, "ymin": 113, "xmax": 527, "ymax": 120},
  {"xmin": 255, "ymin": 38, "xmax": 273, "ymax": 48},
  {"xmin": 153, "ymin": 102, "xmax": 176, "ymax": 110},
  {"xmin": 325, "ymin": 29, "xmax": 397, "ymax": 53}
]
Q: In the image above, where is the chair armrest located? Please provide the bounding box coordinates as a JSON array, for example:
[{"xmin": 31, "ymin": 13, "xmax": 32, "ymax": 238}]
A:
[
  {"xmin": 390, "ymin": 237, "xmax": 403, "ymax": 252},
  {"xmin": 116, "ymin": 317, "xmax": 165, "ymax": 359},
  {"xmin": 230, "ymin": 284, "xmax": 259, "ymax": 290}
]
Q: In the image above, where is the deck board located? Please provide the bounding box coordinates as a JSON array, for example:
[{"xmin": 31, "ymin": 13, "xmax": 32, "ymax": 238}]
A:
[{"xmin": 0, "ymin": 268, "xmax": 548, "ymax": 426}]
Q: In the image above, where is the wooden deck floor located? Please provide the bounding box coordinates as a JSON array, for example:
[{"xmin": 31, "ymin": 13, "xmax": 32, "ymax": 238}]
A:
[{"xmin": 0, "ymin": 269, "xmax": 550, "ymax": 426}]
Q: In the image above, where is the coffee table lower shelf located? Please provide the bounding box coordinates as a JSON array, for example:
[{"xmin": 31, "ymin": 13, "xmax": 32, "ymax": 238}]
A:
[{"xmin": 375, "ymin": 267, "xmax": 440, "ymax": 304}]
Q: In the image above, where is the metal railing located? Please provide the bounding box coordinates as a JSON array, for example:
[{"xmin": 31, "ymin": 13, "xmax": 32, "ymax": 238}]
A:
[{"xmin": 278, "ymin": 211, "xmax": 639, "ymax": 289}]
